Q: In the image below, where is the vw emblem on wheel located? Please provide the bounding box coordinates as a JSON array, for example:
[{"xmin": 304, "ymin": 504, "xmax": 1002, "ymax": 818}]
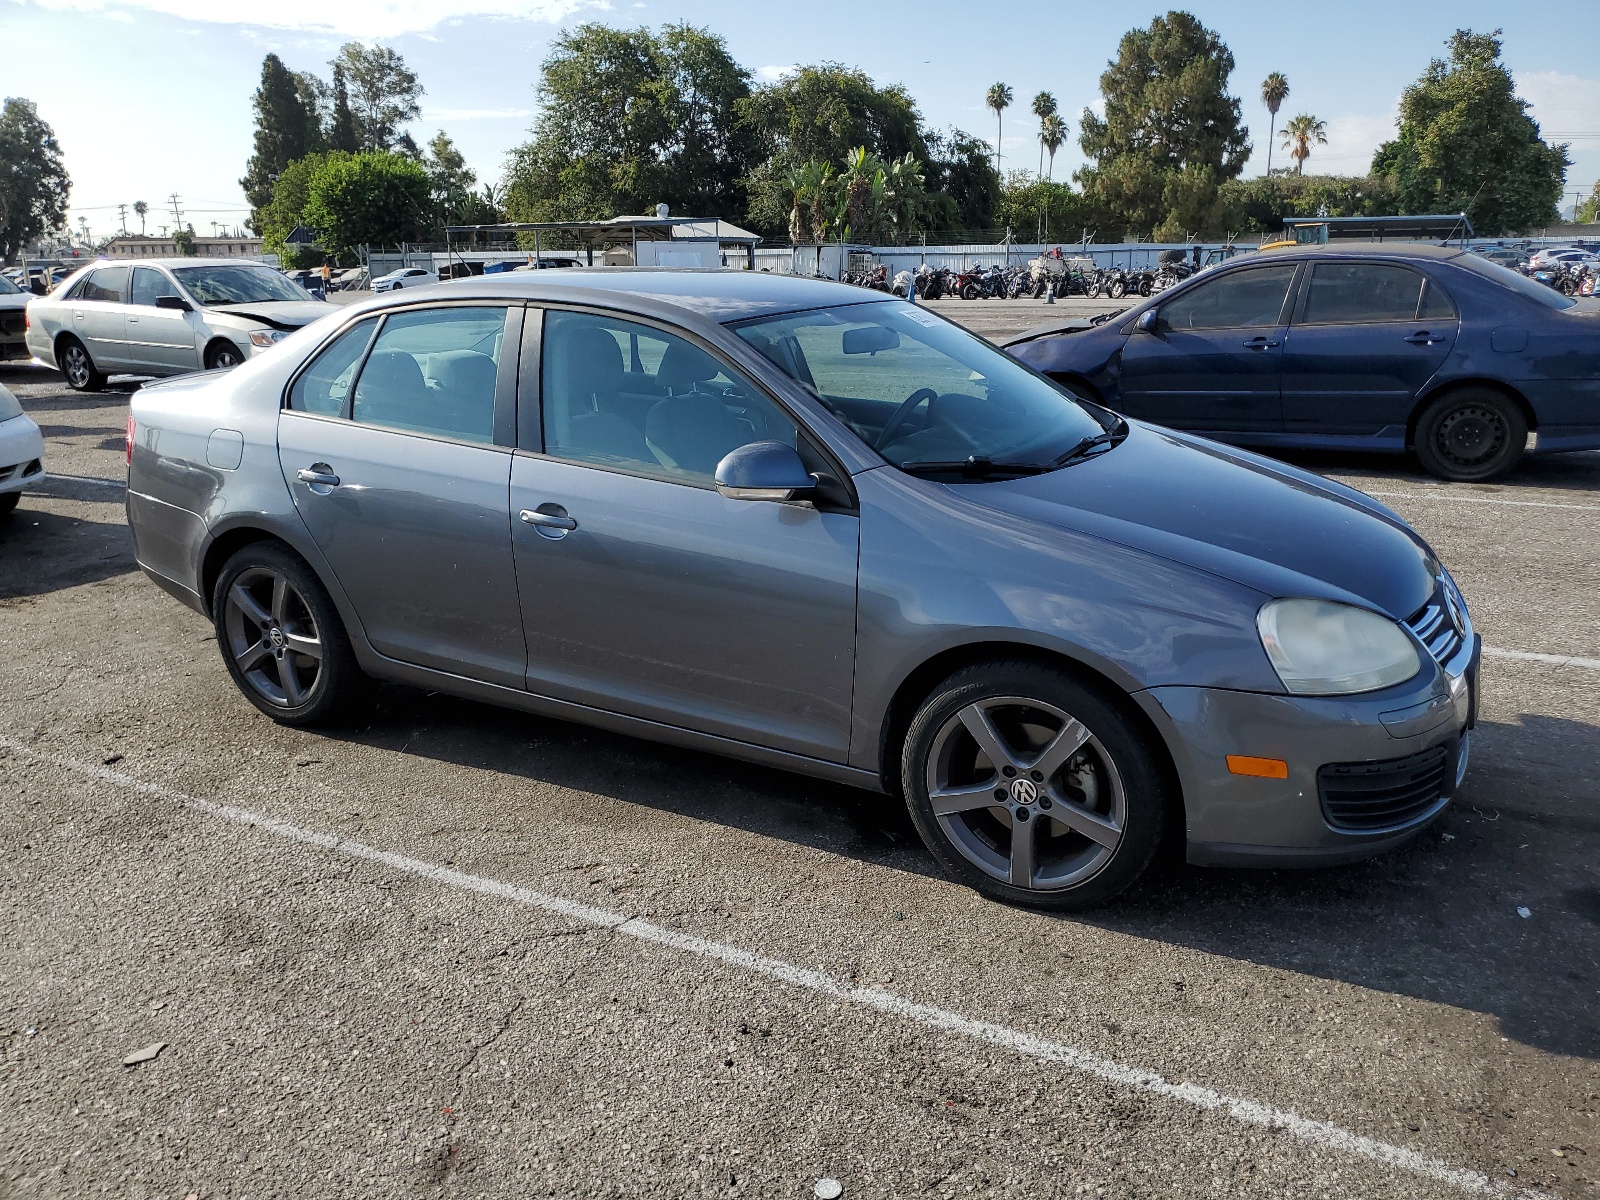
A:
[
  {"xmin": 1008, "ymin": 777, "xmax": 1039, "ymax": 805},
  {"xmin": 269, "ymin": 627, "xmax": 286, "ymax": 649}
]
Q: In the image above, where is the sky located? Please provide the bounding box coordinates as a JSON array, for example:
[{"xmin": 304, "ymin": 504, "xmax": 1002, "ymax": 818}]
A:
[{"xmin": 3, "ymin": 0, "xmax": 1598, "ymax": 242}]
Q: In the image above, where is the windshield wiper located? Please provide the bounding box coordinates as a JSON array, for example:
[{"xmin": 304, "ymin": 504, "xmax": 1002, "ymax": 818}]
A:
[
  {"xmin": 1049, "ymin": 419, "xmax": 1130, "ymax": 467},
  {"xmin": 897, "ymin": 456, "xmax": 1055, "ymax": 479}
]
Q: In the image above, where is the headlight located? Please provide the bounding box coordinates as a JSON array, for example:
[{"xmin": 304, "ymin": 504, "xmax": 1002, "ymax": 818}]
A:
[
  {"xmin": 1257, "ymin": 598, "xmax": 1422, "ymax": 695},
  {"xmin": 248, "ymin": 329, "xmax": 289, "ymax": 348}
]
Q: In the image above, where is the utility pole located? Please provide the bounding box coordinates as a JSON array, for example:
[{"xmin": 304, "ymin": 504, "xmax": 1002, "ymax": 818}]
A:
[
  {"xmin": 116, "ymin": 204, "xmax": 129, "ymax": 236},
  {"xmin": 167, "ymin": 194, "xmax": 184, "ymax": 231}
]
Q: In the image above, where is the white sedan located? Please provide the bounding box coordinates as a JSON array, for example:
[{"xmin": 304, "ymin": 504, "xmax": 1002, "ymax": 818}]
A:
[
  {"xmin": 0, "ymin": 381, "xmax": 45, "ymax": 517},
  {"xmin": 372, "ymin": 267, "xmax": 438, "ymax": 293}
]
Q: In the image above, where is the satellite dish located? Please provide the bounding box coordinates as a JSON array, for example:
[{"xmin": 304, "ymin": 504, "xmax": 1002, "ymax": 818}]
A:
[{"xmin": 655, "ymin": 203, "xmax": 669, "ymax": 219}]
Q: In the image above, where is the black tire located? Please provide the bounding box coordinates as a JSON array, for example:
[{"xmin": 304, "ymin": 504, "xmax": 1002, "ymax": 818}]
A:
[
  {"xmin": 58, "ymin": 336, "xmax": 106, "ymax": 392},
  {"xmin": 205, "ymin": 341, "xmax": 244, "ymax": 371},
  {"xmin": 212, "ymin": 541, "xmax": 369, "ymax": 726},
  {"xmin": 900, "ymin": 661, "xmax": 1170, "ymax": 911},
  {"xmin": 1032, "ymin": 281, "xmax": 1047, "ymax": 299},
  {"xmin": 0, "ymin": 491, "xmax": 19, "ymax": 516},
  {"xmin": 960, "ymin": 282, "xmax": 981, "ymax": 301},
  {"xmin": 1086, "ymin": 281, "xmax": 1102, "ymax": 299},
  {"xmin": 1413, "ymin": 388, "xmax": 1527, "ymax": 482},
  {"xmin": 1108, "ymin": 278, "xmax": 1127, "ymax": 299}
]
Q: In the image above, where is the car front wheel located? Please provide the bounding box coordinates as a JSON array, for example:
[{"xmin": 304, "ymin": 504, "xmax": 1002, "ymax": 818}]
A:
[
  {"xmin": 206, "ymin": 342, "xmax": 244, "ymax": 370},
  {"xmin": 901, "ymin": 661, "xmax": 1170, "ymax": 910},
  {"xmin": 1413, "ymin": 388, "xmax": 1527, "ymax": 482},
  {"xmin": 213, "ymin": 542, "xmax": 368, "ymax": 726}
]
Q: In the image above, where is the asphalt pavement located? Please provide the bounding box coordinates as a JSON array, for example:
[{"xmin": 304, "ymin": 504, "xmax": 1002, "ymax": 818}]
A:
[{"xmin": 1, "ymin": 304, "xmax": 1597, "ymax": 1200}]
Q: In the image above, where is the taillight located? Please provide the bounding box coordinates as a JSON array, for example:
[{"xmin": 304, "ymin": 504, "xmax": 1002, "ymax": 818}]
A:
[{"xmin": 126, "ymin": 414, "xmax": 134, "ymax": 466}]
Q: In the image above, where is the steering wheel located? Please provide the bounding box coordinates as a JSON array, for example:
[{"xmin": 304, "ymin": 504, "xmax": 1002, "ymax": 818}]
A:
[{"xmin": 875, "ymin": 387, "xmax": 940, "ymax": 451}]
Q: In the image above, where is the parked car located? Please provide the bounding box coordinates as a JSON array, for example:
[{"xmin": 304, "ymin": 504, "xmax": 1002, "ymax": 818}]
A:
[
  {"xmin": 23, "ymin": 258, "xmax": 334, "ymax": 391},
  {"xmin": 123, "ymin": 271, "xmax": 1479, "ymax": 910},
  {"xmin": 0, "ymin": 272, "xmax": 29, "ymax": 361},
  {"xmin": 372, "ymin": 267, "xmax": 438, "ymax": 292},
  {"xmin": 0, "ymin": 381, "xmax": 45, "ymax": 516},
  {"xmin": 1527, "ymin": 247, "xmax": 1600, "ymax": 269},
  {"xmin": 1005, "ymin": 243, "xmax": 1600, "ymax": 482}
]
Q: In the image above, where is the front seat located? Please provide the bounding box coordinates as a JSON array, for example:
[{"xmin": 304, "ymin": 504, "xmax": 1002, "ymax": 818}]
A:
[
  {"xmin": 645, "ymin": 393, "xmax": 748, "ymax": 478},
  {"xmin": 547, "ymin": 325, "xmax": 652, "ymax": 465}
]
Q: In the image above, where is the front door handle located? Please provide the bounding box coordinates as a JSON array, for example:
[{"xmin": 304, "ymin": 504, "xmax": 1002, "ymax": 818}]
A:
[
  {"xmin": 519, "ymin": 507, "xmax": 577, "ymax": 532},
  {"xmin": 297, "ymin": 466, "xmax": 340, "ymax": 488},
  {"xmin": 1404, "ymin": 331, "xmax": 1444, "ymax": 345},
  {"xmin": 1242, "ymin": 336, "xmax": 1281, "ymax": 350}
]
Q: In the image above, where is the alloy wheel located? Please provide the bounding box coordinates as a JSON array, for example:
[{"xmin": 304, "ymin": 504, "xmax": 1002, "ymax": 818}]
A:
[
  {"xmin": 223, "ymin": 566, "xmax": 324, "ymax": 707},
  {"xmin": 924, "ymin": 695, "xmax": 1126, "ymax": 891},
  {"xmin": 211, "ymin": 345, "xmax": 242, "ymax": 369},
  {"xmin": 63, "ymin": 344, "xmax": 91, "ymax": 388}
]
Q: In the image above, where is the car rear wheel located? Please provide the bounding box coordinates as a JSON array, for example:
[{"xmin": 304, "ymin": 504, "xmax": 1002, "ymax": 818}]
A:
[
  {"xmin": 205, "ymin": 341, "xmax": 244, "ymax": 370},
  {"xmin": 1413, "ymin": 388, "xmax": 1527, "ymax": 482},
  {"xmin": 59, "ymin": 337, "xmax": 106, "ymax": 392},
  {"xmin": 213, "ymin": 542, "xmax": 368, "ymax": 726},
  {"xmin": 0, "ymin": 492, "xmax": 19, "ymax": 517},
  {"xmin": 901, "ymin": 662, "xmax": 1169, "ymax": 910}
]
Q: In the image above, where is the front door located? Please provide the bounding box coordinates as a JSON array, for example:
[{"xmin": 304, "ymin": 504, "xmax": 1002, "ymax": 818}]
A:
[
  {"xmin": 70, "ymin": 265, "xmax": 131, "ymax": 369},
  {"xmin": 126, "ymin": 267, "xmax": 200, "ymax": 371},
  {"xmin": 1280, "ymin": 260, "xmax": 1459, "ymax": 437},
  {"xmin": 1116, "ymin": 263, "xmax": 1300, "ymax": 437},
  {"xmin": 276, "ymin": 305, "xmax": 527, "ymax": 687},
  {"xmin": 511, "ymin": 308, "xmax": 859, "ymax": 762}
]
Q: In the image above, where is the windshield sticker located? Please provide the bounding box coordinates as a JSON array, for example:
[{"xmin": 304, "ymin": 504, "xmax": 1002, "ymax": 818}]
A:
[{"xmin": 899, "ymin": 304, "xmax": 942, "ymax": 328}]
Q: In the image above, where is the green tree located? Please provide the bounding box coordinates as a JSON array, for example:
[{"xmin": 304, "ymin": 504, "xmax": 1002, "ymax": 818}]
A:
[
  {"xmin": 133, "ymin": 199, "xmax": 148, "ymax": 235},
  {"xmin": 327, "ymin": 63, "xmax": 360, "ymax": 152},
  {"xmin": 240, "ymin": 54, "xmax": 321, "ymax": 227},
  {"xmin": 1030, "ymin": 91, "xmax": 1057, "ymax": 178},
  {"xmin": 1221, "ymin": 173, "xmax": 1400, "ymax": 235},
  {"xmin": 171, "ymin": 226, "xmax": 195, "ymax": 255},
  {"xmin": 0, "ymin": 98, "xmax": 71, "ymax": 265},
  {"xmin": 1260, "ymin": 72, "xmax": 1289, "ymax": 175},
  {"xmin": 1578, "ymin": 181, "xmax": 1600, "ymax": 224},
  {"xmin": 257, "ymin": 152, "xmax": 324, "ymax": 260},
  {"xmin": 301, "ymin": 150, "xmax": 431, "ymax": 261},
  {"xmin": 1372, "ymin": 29, "xmax": 1568, "ymax": 236},
  {"xmin": 923, "ymin": 129, "xmax": 1003, "ymax": 237},
  {"xmin": 1040, "ymin": 113, "xmax": 1068, "ymax": 183},
  {"xmin": 504, "ymin": 23, "xmax": 758, "ymax": 228},
  {"xmin": 999, "ymin": 172, "xmax": 1087, "ymax": 243},
  {"xmin": 1281, "ymin": 114, "xmax": 1327, "ymax": 174},
  {"xmin": 424, "ymin": 131, "xmax": 499, "ymax": 230},
  {"xmin": 331, "ymin": 43, "xmax": 423, "ymax": 152},
  {"xmin": 1076, "ymin": 11, "xmax": 1251, "ymax": 240},
  {"xmin": 986, "ymin": 82, "xmax": 1013, "ymax": 171}
]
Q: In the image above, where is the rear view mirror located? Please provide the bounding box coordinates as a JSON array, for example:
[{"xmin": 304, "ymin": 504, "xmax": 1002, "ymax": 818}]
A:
[
  {"xmin": 155, "ymin": 295, "xmax": 192, "ymax": 312},
  {"xmin": 1136, "ymin": 309, "xmax": 1160, "ymax": 333},
  {"xmin": 715, "ymin": 441, "xmax": 816, "ymax": 503},
  {"xmin": 842, "ymin": 325, "xmax": 900, "ymax": 355}
]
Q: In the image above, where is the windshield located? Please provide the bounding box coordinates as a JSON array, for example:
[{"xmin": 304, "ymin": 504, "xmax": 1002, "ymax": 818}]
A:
[
  {"xmin": 731, "ymin": 300, "xmax": 1109, "ymax": 472},
  {"xmin": 0, "ymin": 275, "xmax": 19, "ymax": 295},
  {"xmin": 172, "ymin": 265, "xmax": 314, "ymax": 306},
  {"xmin": 1453, "ymin": 253, "xmax": 1577, "ymax": 310}
]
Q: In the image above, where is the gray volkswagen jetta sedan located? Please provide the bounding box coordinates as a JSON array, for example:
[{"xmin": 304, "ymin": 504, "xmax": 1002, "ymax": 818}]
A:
[{"xmin": 125, "ymin": 271, "xmax": 1478, "ymax": 909}]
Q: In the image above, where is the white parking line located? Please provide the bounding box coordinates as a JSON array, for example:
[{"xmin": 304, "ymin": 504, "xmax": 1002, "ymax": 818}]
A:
[
  {"xmin": 1363, "ymin": 488, "xmax": 1600, "ymax": 513},
  {"xmin": 0, "ymin": 738, "xmax": 1538, "ymax": 1200},
  {"xmin": 1483, "ymin": 645, "xmax": 1600, "ymax": 671}
]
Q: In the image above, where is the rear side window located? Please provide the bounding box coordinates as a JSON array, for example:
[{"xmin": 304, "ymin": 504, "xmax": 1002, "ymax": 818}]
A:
[
  {"xmin": 288, "ymin": 318, "xmax": 378, "ymax": 417},
  {"xmin": 80, "ymin": 266, "xmax": 129, "ymax": 304},
  {"xmin": 1299, "ymin": 262, "xmax": 1439, "ymax": 324},
  {"xmin": 1160, "ymin": 266, "xmax": 1297, "ymax": 330},
  {"xmin": 350, "ymin": 307, "xmax": 505, "ymax": 444}
]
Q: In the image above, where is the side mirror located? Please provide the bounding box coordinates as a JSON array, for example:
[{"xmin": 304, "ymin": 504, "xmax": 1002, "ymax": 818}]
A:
[
  {"xmin": 1136, "ymin": 309, "xmax": 1160, "ymax": 334},
  {"xmin": 715, "ymin": 441, "xmax": 815, "ymax": 503},
  {"xmin": 155, "ymin": 295, "xmax": 192, "ymax": 312}
]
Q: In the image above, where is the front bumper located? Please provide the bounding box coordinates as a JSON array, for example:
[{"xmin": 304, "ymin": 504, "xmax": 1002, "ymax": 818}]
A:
[
  {"xmin": 0, "ymin": 414, "xmax": 46, "ymax": 494},
  {"xmin": 1137, "ymin": 639, "xmax": 1478, "ymax": 868}
]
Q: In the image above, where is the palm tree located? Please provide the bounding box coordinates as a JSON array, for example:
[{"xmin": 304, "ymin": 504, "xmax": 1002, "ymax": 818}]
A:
[
  {"xmin": 1039, "ymin": 114, "xmax": 1067, "ymax": 183},
  {"xmin": 1031, "ymin": 91, "xmax": 1057, "ymax": 178},
  {"xmin": 133, "ymin": 200, "xmax": 148, "ymax": 236},
  {"xmin": 986, "ymin": 82, "xmax": 1013, "ymax": 172},
  {"xmin": 1281, "ymin": 114, "xmax": 1327, "ymax": 175},
  {"xmin": 1260, "ymin": 73, "xmax": 1290, "ymax": 175}
]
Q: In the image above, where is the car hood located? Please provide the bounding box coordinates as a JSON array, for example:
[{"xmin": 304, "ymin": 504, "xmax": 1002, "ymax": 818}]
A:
[
  {"xmin": 207, "ymin": 301, "xmax": 333, "ymax": 330},
  {"xmin": 962, "ymin": 423, "xmax": 1438, "ymax": 620}
]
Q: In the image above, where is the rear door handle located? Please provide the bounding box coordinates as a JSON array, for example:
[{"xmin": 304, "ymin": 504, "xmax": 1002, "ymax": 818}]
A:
[
  {"xmin": 519, "ymin": 508, "xmax": 577, "ymax": 531},
  {"xmin": 1404, "ymin": 332, "xmax": 1444, "ymax": 345},
  {"xmin": 1242, "ymin": 336, "xmax": 1280, "ymax": 350},
  {"xmin": 296, "ymin": 467, "xmax": 340, "ymax": 488}
]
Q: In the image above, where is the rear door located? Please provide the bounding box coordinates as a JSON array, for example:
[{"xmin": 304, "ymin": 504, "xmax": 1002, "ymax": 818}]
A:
[
  {"xmin": 71, "ymin": 265, "xmax": 131, "ymax": 368},
  {"xmin": 126, "ymin": 267, "xmax": 200, "ymax": 372},
  {"xmin": 1280, "ymin": 260, "xmax": 1458, "ymax": 437},
  {"xmin": 1115, "ymin": 263, "xmax": 1299, "ymax": 437}
]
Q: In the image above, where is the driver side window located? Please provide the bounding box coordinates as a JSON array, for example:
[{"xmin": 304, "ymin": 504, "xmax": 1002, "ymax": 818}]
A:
[{"xmin": 540, "ymin": 310, "xmax": 796, "ymax": 487}]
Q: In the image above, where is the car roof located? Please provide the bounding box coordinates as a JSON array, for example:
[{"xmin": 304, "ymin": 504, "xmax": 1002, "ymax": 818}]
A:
[
  {"xmin": 358, "ymin": 268, "xmax": 882, "ymax": 323},
  {"xmin": 76, "ymin": 257, "xmax": 280, "ymax": 271},
  {"xmin": 1256, "ymin": 243, "xmax": 1466, "ymax": 262}
]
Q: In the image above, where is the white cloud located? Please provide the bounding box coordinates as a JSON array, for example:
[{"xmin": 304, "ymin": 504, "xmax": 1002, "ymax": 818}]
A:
[
  {"xmin": 101, "ymin": 8, "xmax": 133, "ymax": 18},
  {"xmin": 756, "ymin": 64, "xmax": 796, "ymax": 82},
  {"xmin": 24, "ymin": 0, "xmax": 604, "ymax": 37}
]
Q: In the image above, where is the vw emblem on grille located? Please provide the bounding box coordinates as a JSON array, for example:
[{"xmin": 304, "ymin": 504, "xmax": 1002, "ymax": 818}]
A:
[
  {"xmin": 1008, "ymin": 778, "xmax": 1039, "ymax": 805},
  {"xmin": 1441, "ymin": 575, "xmax": 1467, "ymax": 633}
]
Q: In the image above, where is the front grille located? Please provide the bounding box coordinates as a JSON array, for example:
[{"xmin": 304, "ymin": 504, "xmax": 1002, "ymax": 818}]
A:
[
  {"xmin": 1406, "ymin": 577, "xmax": 1466, "ymax": 666},
  {"xmin": 0, "ymin": 315, "xmax": 23, "ymax": 336},
  {"xmin": 1318, "ymin": 742, "xmax": 1454, "ymax": 831}
]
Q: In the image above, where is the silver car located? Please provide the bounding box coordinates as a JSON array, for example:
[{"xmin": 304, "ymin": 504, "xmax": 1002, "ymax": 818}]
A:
[
  {"xmin": 124, "ymin": 272, "xmax": 1478, "ymax": 909},
  {"xmin": 24, "ymin": 257, "xmax": 333, "ymax": 390}
]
